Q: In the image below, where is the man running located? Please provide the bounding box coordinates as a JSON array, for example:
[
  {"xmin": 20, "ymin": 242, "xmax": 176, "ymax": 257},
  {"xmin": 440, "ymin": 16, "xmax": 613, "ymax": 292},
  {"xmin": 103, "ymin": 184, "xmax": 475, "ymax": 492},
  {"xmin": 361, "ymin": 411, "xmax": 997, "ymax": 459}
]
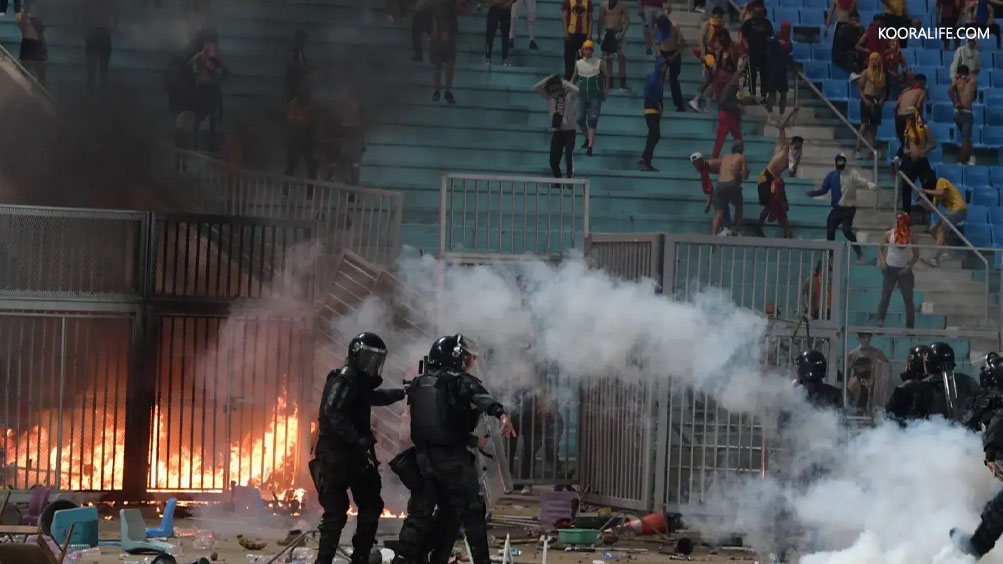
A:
[
  {"xmin": 754, "ymin": 107, "xmax": 801, "ymax": 238},
  {"xmin": 709, "ymin": 142, "xmax": 749, "ymax": 236}
]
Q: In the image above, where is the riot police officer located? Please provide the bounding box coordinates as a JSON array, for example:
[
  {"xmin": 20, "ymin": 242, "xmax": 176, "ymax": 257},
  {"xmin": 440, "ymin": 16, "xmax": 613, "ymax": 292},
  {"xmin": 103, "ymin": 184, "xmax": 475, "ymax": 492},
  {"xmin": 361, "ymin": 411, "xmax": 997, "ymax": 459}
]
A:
[
  {"xmin": 885, "ymin": 344, "xmax": 934, "ymax": 423},
  {"xmin": 951, "ymin": 352, "xmax": 1003, "ymax": 559},
  {"xmin": 313, "ymin": 332, "xmax": 406, "ymax": 564},
  {"xmin": 794, "ymin": 350, "xmax": 842, "ymax": 409},
  {"xmin": 391, "ymin": 335, "xmax": 515, "ymax": 564},
  {"xmin": 965, "ymin": 353, "xmax": 1003, "ymax": 432},
  {"xmin": 927, "ymin": 341, "xmax": 978, "ymax": 421}
]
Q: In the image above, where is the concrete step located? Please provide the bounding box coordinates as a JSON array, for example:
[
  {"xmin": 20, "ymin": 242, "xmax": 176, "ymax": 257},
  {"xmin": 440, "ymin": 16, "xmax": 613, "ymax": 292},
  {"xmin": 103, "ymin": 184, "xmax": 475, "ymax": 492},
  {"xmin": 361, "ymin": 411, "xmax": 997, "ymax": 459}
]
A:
[{"xmin": 763, "ymin": 125, "xmax": 834, "ymax": 140}]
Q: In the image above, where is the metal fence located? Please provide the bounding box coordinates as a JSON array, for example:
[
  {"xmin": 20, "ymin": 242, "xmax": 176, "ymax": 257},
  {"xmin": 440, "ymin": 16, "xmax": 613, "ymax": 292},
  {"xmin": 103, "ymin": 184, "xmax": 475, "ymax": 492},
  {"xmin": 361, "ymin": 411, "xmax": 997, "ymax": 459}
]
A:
[
  {"xmin": 172, "ymin": 150, "xmax": 403, "ymax": 267},
  {"xmin": 439, "ymin": 173, "xmax": 589, "ymax": 261},
  {"xmin": 0, "ymin": 312, "xmax": 135, "ymax": 491},
  {"xmin": 585, "ymin": 233, "xmax": 664, "ymax": 284},
  {"xmin": 505, "ymin": 373, "xmax": 579, "ymax": 487},
  {"xmin": 0, "ymin": 205, "xmax": 148, "ymax": 299}
]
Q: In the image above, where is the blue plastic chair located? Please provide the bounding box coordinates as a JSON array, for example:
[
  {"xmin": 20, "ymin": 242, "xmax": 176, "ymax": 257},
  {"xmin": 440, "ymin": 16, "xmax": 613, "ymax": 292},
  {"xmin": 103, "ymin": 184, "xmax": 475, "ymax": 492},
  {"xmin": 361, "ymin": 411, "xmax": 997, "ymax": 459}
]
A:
[
  {"xmin": 987, "ymin": 93, "xmax": 1003, "ymax": 108},
  {"xmin": 779, "ymin": 0, "xmax": 803, "ymax": 7},
  {"xmin": 989, "ymin": 205, "xmax": 1003, "ymax": 224},
  {"xmin": 990, "ymin": 166, "xmax": 1003, "ymax": 185},
  {"xmin": 932, "ymin": 102, "xmax": 954, "ymax": 123},
  {"xmin": 804, "ymin": 0, "xmax": 828, "ymax": 8},
  {"xmin": 917, "ymin": 49, "xmax": 941, "ymax": 67},
  {"xmin": 793, "ymin": 42, "xmax": 811, "ymax": 61},
  {"xmin": 965, "ymin": 166, "xmax": 990, "ymax": 187},
  {"xmin": 965, "ymin": 223, "xmax": 993, "ymax": 247},
  {"xmin": 51, "ymin": 506, "xmax": 99, "ymax": 548},
  {"xmin": 830, "ymin": 64, "xmax": 850, "ymax": 81},
  {"xmin": 877, "ymin": 120, "xmax": 897, "ymax": 142},
  {"xmin": 994, "ymin": 53, "xmax": 1003, "ymax": 69},
  {"xmin": 812, "ymin": 44, "xmax": 832, "ymax": 62},
  {"xmin": 800, "ymin": 8, "xmax": 824, "ymax": 27},
  {"xmin": 803, "ymin": 60, "xmax": 830, "ymax": 81},
  {"xmin": 145, "ymin": 498, "xmax": 176, "ymax": 538},
  {"xmin": 121, "ymin": 509, "xmax": 174, "ymax": 554},
  {"xmin": 930, "ymin": 122, "xmax": 955, "ymax": 145},
  {"xmin": 974, "ymin": 104, "xmax": 986, "ymax": 125},
  {"xmin": 984, "ymin": 126, "xmax": 1003, "ymax": 148},
  {"xmin": 907, "ymin": 0, "xmax": 928, "ymax": 13},
  {"xmin": 921, "ymin": 37, "xmax": 942, "ymax": 49},
  {"xmin": 848, "ymin": 101, "xmax": 862, "ymax": 123},
  {"xmin": 988, "ymin": 105, "xmax": 1003, "ymax": 127},
  {"xmin": 927, "ymin": 87, "xmax": 952, "ymax": 103},
  {"xmin": 971, "ymin": 186, "xmax": 1000, "ymax": 207},
  {"xmin": 824, "ymin": 79, "xmax": 848, "ymax": 101},
  {"xmin": 938, "ymin": 164, "xmax": 964, "ymax": 186},
  {"xmin": 968, "ymin": 204, "xmax": 992, "ymax": 223},
  {"xmin": 981, "ymin": 50, "xmax": 994, "ymax": 70},
  {"xmin": 775, "ymin": 7, "xmax": 800, "ymax": 24},
  {"xmin": 937, "ymin": 67, "xmax": 955, "ymax": 84}
]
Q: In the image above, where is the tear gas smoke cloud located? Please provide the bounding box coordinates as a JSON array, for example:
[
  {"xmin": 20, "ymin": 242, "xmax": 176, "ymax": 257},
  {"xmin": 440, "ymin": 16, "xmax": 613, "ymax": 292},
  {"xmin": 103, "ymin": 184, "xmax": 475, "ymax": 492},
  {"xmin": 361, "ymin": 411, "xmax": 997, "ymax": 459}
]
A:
[{"xmin": 330, "ymin": 255, "xmax": 1001, "ymax": 563}]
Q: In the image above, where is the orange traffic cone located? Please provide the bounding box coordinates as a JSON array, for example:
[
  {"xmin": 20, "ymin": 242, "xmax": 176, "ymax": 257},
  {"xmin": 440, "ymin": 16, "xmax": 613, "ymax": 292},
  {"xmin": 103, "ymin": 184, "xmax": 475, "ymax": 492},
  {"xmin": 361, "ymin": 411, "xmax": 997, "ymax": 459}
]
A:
[{"xmin": 621, "ymin": 504, "xmax": 669, "ymax": 535}]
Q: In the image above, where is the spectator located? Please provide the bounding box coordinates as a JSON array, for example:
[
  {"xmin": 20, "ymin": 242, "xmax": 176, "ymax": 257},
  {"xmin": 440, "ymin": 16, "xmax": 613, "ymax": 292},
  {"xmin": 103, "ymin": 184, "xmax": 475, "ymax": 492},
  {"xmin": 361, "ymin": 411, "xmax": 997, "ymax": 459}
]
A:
[
  {"xmin": 562, "ymin": 0, "xmax": 592, "ymax": 79},
  {"xmin": 739, "ymin": 3, "xmax": 774, "ymax": 102},
  {"xmin": 807, "ymin": 153, "xmax": 876, "ymax": 263},
  {"xmin": 712, "ymin": 28, "xmax": 740, "ymax": 101},
  {"xmin": 823, "ymin": 0, "xmax": 858, "ymax": 38},
  {"xmin": 534, "ymin": 74, "xmax": 579, "ymax": 178},
  {"xmin": 284, "ymin": 30, "xmax": 308, "ymax": 102},
  {"xmin": 429, "ymin": 0, "xmax": 459, "ymax": 104},
  {"xmin": 855, "ymin": 14, "xmax": 888, "ymax": 73},
  {"xmin": 510, "ymin": 0, "xmax": 538, "ymax": 50},
  {"xmin": 949, "ymin": 63, "xmax": 977, "ymax": 165},
  {"xmin": 919, "ymin": 176, "xmax": 967, "ymax": 267},
  {"xmin": 655, "ymin": 13, "xmax": 685, "ymax": 112},
  {"xmin": 285, "ymin": 89, "xmax": 318, "ymax": 180},
  {"xmin": 763, "ymin": 22, "xmax": 792, "ymax": 120},
  {"xmin": 412, "ymin": 0, "xmax": 430, "ymax": 60},
  {"xmin": 800, "ymin": 261, "xmax": 833, "ymax": 320},
  {"xmin": 689, "ymin": 7, "xmax": 723, "ymax": 111},
  {"xmin": 709, "ymin": 143, "xmax": 749, "ymax": 236},
  {"xmin": 690, "ymin": 151, "xmax": 716, "ymax": 216},
  {"xmin": 571, "ymin": 41, "xmax": 605, "ymax": 156},
  {"xmin": 0, "ymin": 0, "xmax": 20, "ymax": 16},
  {"xmin": 638, "ymin": 0, "xmax": 664, "ymax": 55},
  {"xmin": 754, "ymin": 108, "xmax": 801, "ymax": 238},
  {"xmin": 833, "ymin": 13, "xmax": 863, "ymax": 75},
  {"xmin": 960, "ymin": 0, "xmax": 1001, "ymax": 49},
  {"xmin": 638, "ymin": 57, "xmax": 668, "ymax": 171},
  {"xmin": 881, "ymin": 39, "xmax": 910, "ymax": 88},
  {"xmin": 599, "ymin": 0, "xmax": 629, "ymax": 91},
  {"xmin": 189, "ymin": 29, "xmax": 227, "ymax": 150},
  {"xmin": 939, "ymin": 0, "xmax": 963, "ymax": 49},
  {"xmin": 846, "ymin": 332, "xmax": 891, "ymax": 416},
  {"xmin": 856, "ymin": 52, "xmax": 886, "ymax": 159},
  {"xmin": 711, "ymin": 71, "xmax": 743, "ymax": 159},
  {"xmin": 876, "ymin": 212, "xmax": 919, "ymax": 329},
  {"xmin": 880, "ymin": 0, "xmax": 920, "ymax": 47},
  {"xmin": 486, "ymin": 0, "xmax": 513, "ymax": 65},
  {"xmin": 85, "ymin": 0, "xmax": 117, "ymax": 95},
  {"xmin": 738, "ymin": 0, "xmax": 764, "ymax": 22},
  {"xmin": 893, "ymin": 74, "xmax": 926, "ymax": 146},
  {"xmin": 17, "ymin": 0, "xmax": 45, "ymax": 85},
  {"xmin": 895, "ymin": 107, "xmax": 936, "ymax": 213},
  {"xmin": 949, "ymin": 38, "xmax": 980, "ymax": 79}
]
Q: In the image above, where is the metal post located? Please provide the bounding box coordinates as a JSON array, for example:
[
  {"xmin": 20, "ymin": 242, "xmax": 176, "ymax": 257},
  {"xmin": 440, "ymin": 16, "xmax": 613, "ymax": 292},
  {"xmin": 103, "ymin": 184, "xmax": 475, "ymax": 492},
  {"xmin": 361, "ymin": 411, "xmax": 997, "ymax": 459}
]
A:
[{"xmin": 54, "ymin": 316, "xmax": 67, "ymax": 490}]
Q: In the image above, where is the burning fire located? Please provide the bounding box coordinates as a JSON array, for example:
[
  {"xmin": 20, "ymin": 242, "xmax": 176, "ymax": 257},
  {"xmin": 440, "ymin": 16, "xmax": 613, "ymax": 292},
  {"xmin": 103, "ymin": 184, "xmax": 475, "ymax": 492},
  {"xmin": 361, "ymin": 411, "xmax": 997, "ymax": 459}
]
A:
[{"xmin": 345, "ymin": 507, "xmax": 407, "ymax": 518}]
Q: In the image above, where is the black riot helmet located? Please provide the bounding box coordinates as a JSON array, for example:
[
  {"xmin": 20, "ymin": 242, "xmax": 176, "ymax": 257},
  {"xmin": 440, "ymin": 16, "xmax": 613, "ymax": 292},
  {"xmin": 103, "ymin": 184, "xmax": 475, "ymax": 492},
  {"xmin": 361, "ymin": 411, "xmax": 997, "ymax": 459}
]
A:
[
  {"xmin": 903, "ymin": 344, "xmax": 932, "ymax": 381},
  {"xmin": 428, "ymin": 334, "xmax": 476, "ymax": 371},
  {"xmin": 929, "ymin": 341, "xmax": 957, "ymax": 373},
  {"xmin": 796, "ymin": 350, "xmax": 828, "ymax": 383},
  {"xmin": 347, "ymin": 332, "xmax": 388, "ymax": 378},
  {"xmin": 981, "ymin": 352, "xmax": 1003, "ymax": 389}
]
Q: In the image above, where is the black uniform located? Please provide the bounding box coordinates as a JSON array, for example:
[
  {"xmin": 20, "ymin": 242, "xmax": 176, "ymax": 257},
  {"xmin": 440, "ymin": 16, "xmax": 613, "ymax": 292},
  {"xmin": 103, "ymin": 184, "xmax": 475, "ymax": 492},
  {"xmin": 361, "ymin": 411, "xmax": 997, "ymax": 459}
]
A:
[
  {"xmin": 392, "ymin": 355, "xmax": 505, "ymax": 564},
  {"xmin": 801, "ymin": 380, "xmax": 842, "ymax": 409},
  {"xmin": 314, "ymin": 334, "xmax": 405, "ymax": 564}
]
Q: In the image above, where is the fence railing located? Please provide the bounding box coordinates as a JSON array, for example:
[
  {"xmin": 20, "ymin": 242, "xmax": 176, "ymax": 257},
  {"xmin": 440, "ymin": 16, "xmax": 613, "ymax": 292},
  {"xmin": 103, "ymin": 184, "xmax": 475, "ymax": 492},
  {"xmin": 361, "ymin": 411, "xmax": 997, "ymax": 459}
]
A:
[
  {"xmin": 172, "ymin": 150, "xmax": 403, "ymax": 268},
  {"xmin": 0, "ymin": 42, "xmax": 56, "ymax": 109},
  {"xmin": 439, "ymin": 173, "xmax": 589, "ymax": 261}
]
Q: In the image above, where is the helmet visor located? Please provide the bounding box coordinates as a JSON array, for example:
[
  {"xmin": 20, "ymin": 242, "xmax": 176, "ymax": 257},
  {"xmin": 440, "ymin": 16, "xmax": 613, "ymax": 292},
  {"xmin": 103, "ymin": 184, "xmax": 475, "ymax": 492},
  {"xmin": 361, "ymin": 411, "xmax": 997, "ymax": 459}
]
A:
[{"xmin": 356, "ymin": 345, "xmax": 387, "ymax": 377}]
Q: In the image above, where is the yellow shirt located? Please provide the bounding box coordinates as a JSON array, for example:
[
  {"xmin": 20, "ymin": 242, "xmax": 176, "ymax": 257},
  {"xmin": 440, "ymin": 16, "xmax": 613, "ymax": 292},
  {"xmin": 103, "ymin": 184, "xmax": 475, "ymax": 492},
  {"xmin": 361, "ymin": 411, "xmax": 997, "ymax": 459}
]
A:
[
  {"xmin": 934, "ymin": 178, "xmax": 966, "ymax": 212},
  {"xmin": 884, "ymin": 0, "xmax": 905, "ymax": 16}
]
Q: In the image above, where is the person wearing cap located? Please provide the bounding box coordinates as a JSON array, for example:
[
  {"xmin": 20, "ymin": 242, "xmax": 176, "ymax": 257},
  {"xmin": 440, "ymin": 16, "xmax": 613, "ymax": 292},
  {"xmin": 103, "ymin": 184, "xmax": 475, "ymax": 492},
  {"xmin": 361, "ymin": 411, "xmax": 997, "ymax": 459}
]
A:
[
  {"xmin": 690, "ymin": 152, "xmax": 715, "ymax": 215},
  {"xmin": 571, "ymin": 40, "xmax": 606, "ymax": 156},
  {"xmin": 807, "ymin": 153, "xmax": 878, "ymax": 264}
]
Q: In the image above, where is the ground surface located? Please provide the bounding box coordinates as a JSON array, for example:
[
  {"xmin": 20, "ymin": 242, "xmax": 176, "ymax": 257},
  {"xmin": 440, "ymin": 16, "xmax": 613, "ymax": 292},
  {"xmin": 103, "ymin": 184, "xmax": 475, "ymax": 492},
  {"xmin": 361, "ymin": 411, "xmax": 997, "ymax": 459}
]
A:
[{"xmin": 67, "ymin": 494, "xmax": 757, "ymax": 564}]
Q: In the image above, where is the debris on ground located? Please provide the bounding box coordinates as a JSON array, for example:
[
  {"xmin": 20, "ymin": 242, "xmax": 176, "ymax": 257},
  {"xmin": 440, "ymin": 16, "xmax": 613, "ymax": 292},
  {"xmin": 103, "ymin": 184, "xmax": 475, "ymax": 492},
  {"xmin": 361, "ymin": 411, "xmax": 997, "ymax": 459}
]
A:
[{"xmin": 237, "ymin": 534, "xmax": 268, "ymax": 550}]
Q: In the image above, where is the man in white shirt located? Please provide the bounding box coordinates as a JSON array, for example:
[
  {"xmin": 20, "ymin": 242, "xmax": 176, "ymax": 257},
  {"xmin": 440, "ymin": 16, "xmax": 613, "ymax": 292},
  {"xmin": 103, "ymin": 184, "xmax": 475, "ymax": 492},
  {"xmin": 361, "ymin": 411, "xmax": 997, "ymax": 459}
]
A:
[{"xmin": 950, "ymin": 38, "xmax": 980, "ymax": 79}]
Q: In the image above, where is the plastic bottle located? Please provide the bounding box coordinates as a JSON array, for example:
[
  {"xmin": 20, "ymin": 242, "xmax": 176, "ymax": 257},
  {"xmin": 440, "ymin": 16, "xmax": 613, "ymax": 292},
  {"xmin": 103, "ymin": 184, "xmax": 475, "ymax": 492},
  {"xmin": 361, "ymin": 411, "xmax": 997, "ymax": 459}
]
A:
[{"xmin": 246, "ymin": 555, "xmax": 269, "ymax": 563}]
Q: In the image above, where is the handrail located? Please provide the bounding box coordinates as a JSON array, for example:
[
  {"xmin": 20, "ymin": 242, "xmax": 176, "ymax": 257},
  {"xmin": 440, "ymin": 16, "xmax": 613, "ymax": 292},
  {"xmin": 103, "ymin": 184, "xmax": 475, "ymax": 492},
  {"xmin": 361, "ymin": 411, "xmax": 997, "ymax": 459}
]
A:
[
  {"xmin": 894, "ymin": 169, "xmax": 990, "ymax": 327},
  {"xmin": 794, "ymin": 68, "xmax": 880, "ymax": 187},
  {"xmin": 0, "ymin": 42, "xmax": 56, "ymax": 107}
]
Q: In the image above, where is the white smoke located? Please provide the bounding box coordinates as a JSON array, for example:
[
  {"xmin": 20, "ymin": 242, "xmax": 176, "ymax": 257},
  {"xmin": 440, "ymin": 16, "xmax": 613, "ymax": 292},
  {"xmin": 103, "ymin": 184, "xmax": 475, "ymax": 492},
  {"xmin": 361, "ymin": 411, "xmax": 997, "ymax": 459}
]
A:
[{"xmin": 329, "ymin": 254, "xmax": 1001, "ymax": 563}]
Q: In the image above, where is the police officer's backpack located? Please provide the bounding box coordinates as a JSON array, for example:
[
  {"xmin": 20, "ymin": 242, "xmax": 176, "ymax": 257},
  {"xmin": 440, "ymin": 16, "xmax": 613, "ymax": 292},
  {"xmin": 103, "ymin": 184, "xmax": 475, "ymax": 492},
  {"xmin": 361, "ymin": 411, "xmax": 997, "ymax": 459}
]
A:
[{"xmin": 409, "ymin": 371, "xmax": 460, "ymax": 446}]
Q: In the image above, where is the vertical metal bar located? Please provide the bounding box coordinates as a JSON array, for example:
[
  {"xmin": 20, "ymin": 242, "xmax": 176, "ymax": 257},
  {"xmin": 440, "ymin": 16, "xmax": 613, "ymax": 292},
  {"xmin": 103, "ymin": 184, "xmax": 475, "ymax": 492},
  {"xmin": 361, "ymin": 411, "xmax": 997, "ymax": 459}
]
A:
[{"xmin": 55, "ymin": 316, "xmax": 67, "ymax": 490}]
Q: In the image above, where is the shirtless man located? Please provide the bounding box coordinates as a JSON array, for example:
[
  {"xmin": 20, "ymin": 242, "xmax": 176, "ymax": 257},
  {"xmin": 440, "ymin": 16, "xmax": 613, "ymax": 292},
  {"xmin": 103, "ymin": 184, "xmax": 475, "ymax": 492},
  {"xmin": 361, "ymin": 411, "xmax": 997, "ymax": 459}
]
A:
[
  {"xmin": 893, "ymin": 73, "xmax": 927, "ymax": 146},
  {"xmin": 755, "ymin": 107, "xmax": 801, "ymax": 238},
  {"xmin": 895, "ymin": 107, "xmax": 936, "ymax": 213},
  {"xmin": 709, "ymin": 142, "xmax": 749, "ymax": 236},
  {"xmin": 600, "ymin": 0, "xmax": 630, "ymax": 91},
  {"xmin": 689, "ymin": 6, "xmax": 724, "ymax": 111},
  {"xmin": 949, "ymin": 63, "xmax": 977, "ymax": 165},
  {"xmin": 824, "ymin": 0, "xmax": 857, "ymax": 38},
  {"xmin": 856, "ymin": 52, "xmax": 886, "ymax": 159}
]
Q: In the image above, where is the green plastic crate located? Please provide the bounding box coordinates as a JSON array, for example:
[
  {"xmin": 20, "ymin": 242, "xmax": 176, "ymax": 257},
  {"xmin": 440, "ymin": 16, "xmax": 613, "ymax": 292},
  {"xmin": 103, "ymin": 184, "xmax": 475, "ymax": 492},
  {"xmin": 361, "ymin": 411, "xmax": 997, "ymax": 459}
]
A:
[{"xmin": 557, "ymin": 529, "xmax": 600, "ymax": 545}]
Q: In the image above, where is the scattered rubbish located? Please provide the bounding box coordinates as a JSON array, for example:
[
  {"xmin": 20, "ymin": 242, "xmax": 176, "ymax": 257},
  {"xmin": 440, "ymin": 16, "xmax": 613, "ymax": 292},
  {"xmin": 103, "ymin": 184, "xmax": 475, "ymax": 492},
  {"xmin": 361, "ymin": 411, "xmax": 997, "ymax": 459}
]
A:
[
  {"xmin": 278, "ymin": 529, "xmax": 303, "ymax": 546},
  {"xmin": 380, "ymin": 547, "xmax": 396, "ymax": 563},
  {"xmin": 292, "ymin": 547, "xmax": 316, "ymax": 560},
  {"xmin": 193, "ymin": 530, "xmax": 216, "ymax": 550},
  {"xmin": 620, "ymin": 506, "xmax": 669, "ymax": 536},
  {"xmin": 557, "ymin": 529, "xmax": 600, "ymax": 545},
  {"xmin": 176, "ymin": 528, "xmax": 197, "ymax": 538},
  {"xmin": 600, "ymin": 531, "xmax": 619, "ymax": 546},
  {"xmin": 165, "ymin": 543, "xmax": 183, "ymax": 556},
  {"xmin": 667, "ymin": 556, "xmax": 693, "ymax": 561},
  {"xmin": 675, "ymin": 538, "xmax": 694, "ymax": 555},
  {"xmin": 238, "ymin": 534, "xmax": 268, "ymax": 550},
  {"xmin": 601, "ymin": 552, "xmax": 624, "ymax": 561},
  {"xmin": 210, "ymin": 552, "xmax": 218, "ymax": 561},
  {"xmin": 246, "ymin": 555, "xmax": 269, "ymax": 563},
  {"xmin": 596, "ymin": 508, "xmax": 612, "ymax": 517},
  {"xmin": 510, "ymin": 548, "xmax": 522, "ymax": 556}
]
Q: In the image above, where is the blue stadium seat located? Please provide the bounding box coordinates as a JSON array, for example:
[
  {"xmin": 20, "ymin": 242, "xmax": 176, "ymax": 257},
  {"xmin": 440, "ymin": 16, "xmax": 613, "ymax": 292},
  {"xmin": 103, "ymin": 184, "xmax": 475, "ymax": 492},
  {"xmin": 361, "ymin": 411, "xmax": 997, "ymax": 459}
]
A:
[
  {"xmin": 800, "ymin": 9, "xmax": 825, "ymax": 26},
  {"xmin": 779, "ymin": 0, "xmax": 803, "ymax": 6},
  {"xmin": 927, "ymin": 87, "xmax": 952, "ymax": 103},
  {"xmin": 824, "ymin": 79, "xmax": 849, "ymax": 101},
  {"xmin": 922, "ymin": 37, "xmax": 943, "ymax": 50},
  {"xmin": 813, "ymin": 45, "xmax": 832, "ymax": 61},
  {"xmin": 848, "ymin": 101, "xmax": 861, "ymax": 123},
  {"xmin": 793, "ymin": 42, "xmax": 811, "ymax": 61},
  {"xmin": 981, "ymin": 50, "xmax": 994, "ymax": 70},
  {"xmin": 937, "ymin": 68, "xmax": 954, "ymax": 84},
  {"xmin": 912, "ymin": 66, "xmax": 938, "ymax": 82},
  {"xmin": 830, "ymin": 64, "xmax": 850, "ymax": 81},
  {"xmin": 928, "ymin": 144, "xmax": 945, "ymax": 165},
  {"xmin": 984, "ymin": 126, "xmax": 1003, "ymax": 148},
  {"xmin": 858, "ymin": 9, "xmax": 878, "ymax": 23},
  {"xmin": 774, "ymin": 7, "xmax": 800, "ymax": 24},
  {"xmin": 907, "ymin": 0, "xmax": 928, "ymax": 14},
  {"xmin": 938, "ymin": 164, "xmax": 964, "ymax": 186},
  {"xmin": 978, "ymin": 34, "xmax": 997, "ymax": 51},
  {"xmin": 975, "ymin": 104, "xmax": 986, "ymax": 125},
  {"xmin": 804, "ymin": 0, "xmax": 828, "ymax": 7},
  {"xmin": 883, "ymin": 103, "xmax": 895, "ymax": 121},
  {"xmin": 804, "ymin": 60, "xmax": 830, "ymax": 80},
  {"xmin": 900, "ymin": 48, "xmax": 918, "ymax": 66},
  {"xmin": 968, "ymin": 204, "xmax": 992, "ymax": 223},
  {"xmin": 990, "ymin": 166, "xmax": 1003, "ymax": 185},
  {"xmin": 917, "ymin": 49, "xmax": 941, "ymax": 67},
  {"xmin": 991, "ymin": 69, "xmax": 1003, "ymax": 88},
  {"xmin": 986, "ymin": 94, "xmax": 1003, "ymax": 108},
  {"xmin": 965, "ymin": 223, "xmax": 993, "ymax": 247},
  {"xmin": 930, "ymin": 123, "xmax": 955, "ymax": 145},
  {"xmin": 965, "ymin": 166, "xmax": 990, "ymax": 186},
  {"xmin": 994, "ymin": 53, "xmax": 1003, "ymax": 69},
  {"xmin": 932, "ymin": 102, "xmax": 954, "ymax": 123},
  {"xmin": 858, "ymin": 0, "xmax": 880, "ymax": 10},
  {"xmin": 978, "ymin": 187, "xmax": 1003, "ymax": 207},
  {"xmin": 877, "ymin": 120, "xmax": 897, "ymax": 142},
  {"xmin": 990, "ymin": 207, "xmax": 1003, "ymax": 224}
]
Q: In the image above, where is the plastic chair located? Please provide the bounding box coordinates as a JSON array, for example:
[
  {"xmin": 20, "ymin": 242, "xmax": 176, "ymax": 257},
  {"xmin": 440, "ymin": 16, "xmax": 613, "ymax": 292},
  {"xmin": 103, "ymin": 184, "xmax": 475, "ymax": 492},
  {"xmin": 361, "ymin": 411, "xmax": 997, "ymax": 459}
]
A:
[
  {"xmin": 930, "ymin": 123, "xmax": 955, "ymax": 145},
  {"xmin": 937, "ymin": 164, "xmax": 964, "ymax": 185},
  {"xmin": 917, "ymin": 49, "xmax": 941, "ymax": 67},
  {"xmin": 823, "ymin": 79, "xmax": 848, "ymax": 101},
  {"xmin": 877, "ymin": 121, "xmax": 897, "ymax": 142},
  {"xmin": 803, "ymin": 60, "xmax": 830, "ymax": 81},
  {"xmin": 989, "ymin": 206, "xmax": 1003, "ymax": 224},
  {"xmin": 774, "ymin": 7, "xmax": 800, "ymax": 24},
  {"xmin": 970, "ymin": 186, "xmax": 999, "ymax": 207},
  {"xmin": 964, "ymin": 166, "xmax": 990, "ymax": 187},
  {"xmin": 799, "ymin": 8, "xmax": 825, "ymax": 27},
  {"xmin": 779, "ymin": 0, "xmax": 803, "ymax": 7},
  {"xmin": 50, "ymin": 506, "xmax": 99, "ymax": 548},
  {"xmin": 990, "ymin": 166, "xmax": 1003, "ymax": 185},
  {"xmin": 984, "ymin": 126, "xmax": 1003, "ymax": 148},
  {"xmin": 927, "ymin": 87, "xmax": 952, "ymax": 103},
  {"xmin": 968, "ymin": 204, "xmax": 992, "ymax": 223},
  {"xmin": 812, "ymin": 45, "xmax": 832, "ymax": 62},
  {"xmin": 19, "ymin": 488, "xmax": 50, "ymax": 526},
  {"xmin": 145, "ymin": 498, "xmax": 177, "ymax": 538},
  {"xmin": 120, "ymin": 509, "xmax": 173, "ymax": 554},
  {"xmin": 988, "ymin": 106, "xmax": 1003, "ymax": 127},
  {"xmin": 793, "ymin": 42, "xmax": 811, "ymax": 61},
  {"xmin": 906, "ymin": 0, "xmax": 928, "ymax": 14},
  {"xmin": 830, "ymin": 64, "xmax": 850, "ymax": 81},
  {"xmin": 965, "ymin": 223, "xmax": 993, "ymax": 247},
  {"xmin": 848, "ymin": 101, "xmax": 862, "ymax": 123},
  {"xmin": 932, "ymin": 102, "xmax": 954, "ymax": 123}
]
